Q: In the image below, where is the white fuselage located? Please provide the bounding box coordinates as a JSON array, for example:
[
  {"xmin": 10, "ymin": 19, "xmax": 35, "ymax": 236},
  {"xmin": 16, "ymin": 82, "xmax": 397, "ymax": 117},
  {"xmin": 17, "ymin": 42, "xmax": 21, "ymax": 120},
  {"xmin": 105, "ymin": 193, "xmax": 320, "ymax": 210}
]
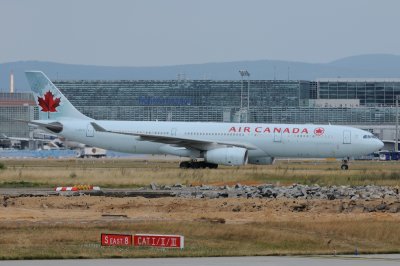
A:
[{"xmin": 57, "ymin": 120, "xmax": 383, "ymax": 159}]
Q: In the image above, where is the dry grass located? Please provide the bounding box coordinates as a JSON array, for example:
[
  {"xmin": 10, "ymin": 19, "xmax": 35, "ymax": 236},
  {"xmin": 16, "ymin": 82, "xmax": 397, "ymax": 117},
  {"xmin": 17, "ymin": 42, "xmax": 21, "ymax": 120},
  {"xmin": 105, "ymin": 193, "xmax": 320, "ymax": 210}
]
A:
[
  {"xmin": 1, "ymin": 158, "xmax": 400, "ymax": 258},
  {"xmin": 0, "ymin": 218, "xmax": 399, "ymax": 259},
  {"xmin": 0, "ymin": 158, "xmax": 400, "ymax": 188}
]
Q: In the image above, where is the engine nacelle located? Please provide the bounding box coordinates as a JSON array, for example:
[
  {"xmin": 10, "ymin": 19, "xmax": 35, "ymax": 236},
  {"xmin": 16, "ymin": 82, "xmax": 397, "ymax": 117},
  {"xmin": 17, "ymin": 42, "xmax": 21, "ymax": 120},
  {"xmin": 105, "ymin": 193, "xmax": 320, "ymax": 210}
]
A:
[
  {"xmin": 248, "ymin": 156, "xmax": 275, "ymax": 165},
  {"xmin": 204, "ymin": 147, "xmax": 248, "ymax": 166}
]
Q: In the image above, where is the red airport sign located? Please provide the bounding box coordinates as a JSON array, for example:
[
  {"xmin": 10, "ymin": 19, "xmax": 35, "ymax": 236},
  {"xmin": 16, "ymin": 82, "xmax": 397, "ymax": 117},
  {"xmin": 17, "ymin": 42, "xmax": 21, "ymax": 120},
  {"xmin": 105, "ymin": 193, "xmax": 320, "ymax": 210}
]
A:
[
  {"xmin": 101, "ymin": 233, "xmax": 132, "ymax": 246},
  {"xmin": 134, "ymin": 234, "xmax": 184, "ymax": 249}
]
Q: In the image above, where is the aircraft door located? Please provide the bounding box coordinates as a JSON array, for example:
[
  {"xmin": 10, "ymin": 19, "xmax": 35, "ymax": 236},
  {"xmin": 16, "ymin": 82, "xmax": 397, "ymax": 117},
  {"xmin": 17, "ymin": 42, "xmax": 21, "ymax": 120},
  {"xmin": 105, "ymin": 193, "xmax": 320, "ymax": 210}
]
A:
[
  {"xmin": 274, "ymin": 131, "xmax": 282, "ymax": 142},
  {"xmin": 343, "ymin": 130, "xmax": 351, "ymax": 144},
  {"xmin": 86, "ymin": 124, "xmax": 94, "ymax": 137},
  {"xmin": 171, "ymin": 128, "xmax": 177, "ymax": 136}
]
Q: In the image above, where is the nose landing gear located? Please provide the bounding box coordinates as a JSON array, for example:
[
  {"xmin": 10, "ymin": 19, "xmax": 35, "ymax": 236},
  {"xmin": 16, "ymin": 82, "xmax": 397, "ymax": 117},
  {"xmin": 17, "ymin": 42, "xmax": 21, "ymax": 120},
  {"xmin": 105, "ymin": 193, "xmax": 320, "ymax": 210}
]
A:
[{"xmin": 341, "ymin": 158, "xmax": 349, "ymax": 170}]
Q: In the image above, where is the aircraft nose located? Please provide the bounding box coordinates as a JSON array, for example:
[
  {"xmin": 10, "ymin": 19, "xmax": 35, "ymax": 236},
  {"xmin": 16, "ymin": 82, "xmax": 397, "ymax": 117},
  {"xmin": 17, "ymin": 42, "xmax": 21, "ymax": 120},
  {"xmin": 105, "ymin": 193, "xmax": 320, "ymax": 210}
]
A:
[{"xmin": 376, "ymin": 139, "xmax": 384, "ymax": 150}]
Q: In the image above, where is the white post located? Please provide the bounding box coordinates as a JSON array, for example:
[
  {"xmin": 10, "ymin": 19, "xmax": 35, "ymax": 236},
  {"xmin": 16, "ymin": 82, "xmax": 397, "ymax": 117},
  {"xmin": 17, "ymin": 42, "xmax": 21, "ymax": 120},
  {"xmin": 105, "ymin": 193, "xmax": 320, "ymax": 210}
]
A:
[
  {"xmin": 396, "ymin": 95, "xmax": 399, "ymax": 152},
  {"xmin": 10, "ymin": 71, "xmax": 14, "ymax": 93},
  {"xmin": 247, "ymin": 76, "xmax": 250, "ymax": 123}
]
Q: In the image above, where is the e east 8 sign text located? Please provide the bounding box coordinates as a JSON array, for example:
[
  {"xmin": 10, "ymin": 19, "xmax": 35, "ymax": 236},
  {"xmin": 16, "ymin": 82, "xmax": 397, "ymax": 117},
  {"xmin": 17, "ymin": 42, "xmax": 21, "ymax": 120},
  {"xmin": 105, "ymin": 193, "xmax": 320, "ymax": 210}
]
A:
[{"xmin": 101, "ymin": 234, "xmax": 132, "ymax": 246}]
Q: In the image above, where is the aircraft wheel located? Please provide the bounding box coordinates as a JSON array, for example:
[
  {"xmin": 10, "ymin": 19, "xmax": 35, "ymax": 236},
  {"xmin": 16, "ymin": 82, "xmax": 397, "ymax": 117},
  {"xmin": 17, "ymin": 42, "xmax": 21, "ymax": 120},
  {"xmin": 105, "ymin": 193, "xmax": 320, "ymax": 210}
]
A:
[
  {"xmin": 179, "ymin": 161, "xmax": 190, "ymax": 169},
  {"xmin": 207, "ymin": 163, "xmax": 218, "ymax": 169},
  {"xmin": 341, "ymin": 164, "xmax": 349, "ymax": 170},
  {"xmin": 191, "ymin": 162, "xmax": 200, "ymax": 169}
]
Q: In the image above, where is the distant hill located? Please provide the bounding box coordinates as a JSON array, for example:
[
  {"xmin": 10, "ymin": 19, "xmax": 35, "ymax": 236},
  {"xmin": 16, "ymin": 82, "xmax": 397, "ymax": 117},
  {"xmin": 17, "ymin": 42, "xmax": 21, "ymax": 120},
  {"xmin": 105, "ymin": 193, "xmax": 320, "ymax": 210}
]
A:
[{"xmin": 1, "ymin": 54, "xmax": 400, "ymax": 91}]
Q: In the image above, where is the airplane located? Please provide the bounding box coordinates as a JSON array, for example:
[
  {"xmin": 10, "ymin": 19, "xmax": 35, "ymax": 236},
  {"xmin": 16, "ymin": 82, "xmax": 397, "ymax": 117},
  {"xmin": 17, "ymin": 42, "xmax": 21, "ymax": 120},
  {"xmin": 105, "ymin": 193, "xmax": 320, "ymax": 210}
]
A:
[{"xmin": 24, "ymin": 71, "xmax": 383, "ymax": 170}]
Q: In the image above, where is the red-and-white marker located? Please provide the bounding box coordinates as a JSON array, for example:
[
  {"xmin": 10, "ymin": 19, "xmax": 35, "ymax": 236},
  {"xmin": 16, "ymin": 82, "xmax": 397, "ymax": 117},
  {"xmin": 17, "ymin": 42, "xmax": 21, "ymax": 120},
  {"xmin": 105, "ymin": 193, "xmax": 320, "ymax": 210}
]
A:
[
  {"xmin": 55, "ymin": 187, "xmax": 78, "ymax": 191},
  {"xmin": 134, "ymin": 234, "xmax": 184, "ymax": 249},
  {"xmin": 101, "ymin": 234, "xmax": 132, "ymax": 246},
  {"xmin": 55, "ymin": 186, "xmax": 101, "ymax": 191}
]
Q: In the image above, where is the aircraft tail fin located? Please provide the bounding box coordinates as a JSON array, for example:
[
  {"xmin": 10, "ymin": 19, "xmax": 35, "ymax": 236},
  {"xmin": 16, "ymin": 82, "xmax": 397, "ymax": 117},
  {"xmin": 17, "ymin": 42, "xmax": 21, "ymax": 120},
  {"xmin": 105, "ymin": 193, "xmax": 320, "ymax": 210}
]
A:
[{"xmin": 25, "ymin": 71, "xmax": 90, "ymax": 120}]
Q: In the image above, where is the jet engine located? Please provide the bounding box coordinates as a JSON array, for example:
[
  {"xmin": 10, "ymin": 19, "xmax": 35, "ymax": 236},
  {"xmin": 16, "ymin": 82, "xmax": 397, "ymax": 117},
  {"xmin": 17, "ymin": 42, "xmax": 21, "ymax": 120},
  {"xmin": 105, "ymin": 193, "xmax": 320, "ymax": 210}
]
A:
[
  {"xmin": 204, "ymin": 147, "xmax": 248, "ymax": 166},
  {"xmin": 248, "ymin": 156, "xmax": 275, "ymax": 165}
]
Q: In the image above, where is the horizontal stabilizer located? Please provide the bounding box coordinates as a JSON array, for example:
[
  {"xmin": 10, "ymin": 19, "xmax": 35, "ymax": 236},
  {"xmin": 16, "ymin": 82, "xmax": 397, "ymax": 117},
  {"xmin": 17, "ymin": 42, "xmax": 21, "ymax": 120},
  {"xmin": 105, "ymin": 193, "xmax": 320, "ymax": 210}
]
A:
[{"xmin": 16, "ymin": 119, "xmax": 63, "ymax": 133}]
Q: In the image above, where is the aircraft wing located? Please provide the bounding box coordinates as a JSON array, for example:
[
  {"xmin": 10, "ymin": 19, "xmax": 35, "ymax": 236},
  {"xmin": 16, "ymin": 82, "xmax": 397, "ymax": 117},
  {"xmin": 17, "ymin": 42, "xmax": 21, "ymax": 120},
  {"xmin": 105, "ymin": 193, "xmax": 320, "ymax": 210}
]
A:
[{"xmin": 90, "ymin": 122, "xmax": 257, "ymax": 150}]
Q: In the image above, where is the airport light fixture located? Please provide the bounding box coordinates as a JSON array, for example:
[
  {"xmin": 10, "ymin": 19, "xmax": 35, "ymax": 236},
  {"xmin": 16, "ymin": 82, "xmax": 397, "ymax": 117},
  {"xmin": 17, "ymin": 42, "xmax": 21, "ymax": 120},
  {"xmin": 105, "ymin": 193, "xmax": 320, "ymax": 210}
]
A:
[
  {"xmin": 239, "ymin": 70, "xmax": 251, "ymax": 123},
  {"xmin": 239, "ymin": 70, "xmax": 250, "ymax": 77},
  {"xmin": 239, "ymin": 69, "xmax": 250, "ymax": 123},
  {"xmin": 239, "ymin": 70, "xmax": 246, "ymax": 111}
]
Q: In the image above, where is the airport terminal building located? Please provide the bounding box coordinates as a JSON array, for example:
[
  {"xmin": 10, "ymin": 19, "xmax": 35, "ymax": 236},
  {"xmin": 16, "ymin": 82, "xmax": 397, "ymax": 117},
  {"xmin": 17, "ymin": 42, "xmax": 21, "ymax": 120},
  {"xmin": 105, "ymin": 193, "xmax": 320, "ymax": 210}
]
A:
[
  {"xmin": 52, "ymin": 79, "xmax": 400, "ymax": 140},
  {"xmin": 54, "ymin": 80, "xmax": 312, "ymax": 123},
  {"xmin": 2, "ymin": 78, "xmax": 400, "ymax": 144}
]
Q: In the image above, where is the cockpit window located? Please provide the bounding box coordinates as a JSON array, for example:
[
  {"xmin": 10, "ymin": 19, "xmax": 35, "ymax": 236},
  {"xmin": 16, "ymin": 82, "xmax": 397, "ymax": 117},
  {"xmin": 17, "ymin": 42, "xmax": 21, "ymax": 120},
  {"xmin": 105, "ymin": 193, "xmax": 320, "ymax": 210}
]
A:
[{"xmin": 363, "ymin": 135, "xmax": 378, "ymax": 139}]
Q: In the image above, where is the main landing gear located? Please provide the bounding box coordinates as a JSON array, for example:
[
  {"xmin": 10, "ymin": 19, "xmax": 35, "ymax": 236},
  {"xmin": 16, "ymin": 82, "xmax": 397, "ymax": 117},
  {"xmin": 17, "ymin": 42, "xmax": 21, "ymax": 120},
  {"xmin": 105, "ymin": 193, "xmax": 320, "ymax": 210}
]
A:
[
  {"xmin": 179, "ymin": 161, "xmax": 218, "ymax": 169},
  {"xmin": 341, "ymin": 158, "xmax": 349, "ymax": 170}
]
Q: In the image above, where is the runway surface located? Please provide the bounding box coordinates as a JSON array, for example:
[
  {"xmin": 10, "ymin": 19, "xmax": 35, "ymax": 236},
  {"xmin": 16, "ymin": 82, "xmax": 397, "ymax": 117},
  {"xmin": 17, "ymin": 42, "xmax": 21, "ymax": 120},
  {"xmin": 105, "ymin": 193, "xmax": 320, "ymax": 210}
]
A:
[
  {"xmin": 0, "ymin": 187, "xmax": 175, "ymax": 198},
  {"xmin": 1, "ymin": 255, "xmax": 400, "ymax": 266}
]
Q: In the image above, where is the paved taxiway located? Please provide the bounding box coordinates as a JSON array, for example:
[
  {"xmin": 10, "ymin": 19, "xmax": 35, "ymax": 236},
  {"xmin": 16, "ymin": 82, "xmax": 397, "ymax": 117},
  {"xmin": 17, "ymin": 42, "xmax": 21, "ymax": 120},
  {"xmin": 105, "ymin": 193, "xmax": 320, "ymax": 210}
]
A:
[
  {"xmin": 0, "ymin": 187, "xmax": 174, "ymax": 198},
  {"xmin": 1, "ymin": 255, "xmax": 400, "ymax": 266}
]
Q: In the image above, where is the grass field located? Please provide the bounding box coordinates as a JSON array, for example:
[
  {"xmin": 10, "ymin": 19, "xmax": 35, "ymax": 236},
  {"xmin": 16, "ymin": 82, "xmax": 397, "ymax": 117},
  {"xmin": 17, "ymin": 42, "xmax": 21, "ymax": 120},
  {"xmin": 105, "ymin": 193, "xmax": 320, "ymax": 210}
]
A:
[
  {"xmin": 1, "ymin": 158, "xmax": 400, "ymax": 259},
  {"xmin": 1, "ymin": 218, "xmax": 400, "ymax": 259},
  {"xmin": 0, "ymin": 158, "xmax": 400, "ymax": 188}
]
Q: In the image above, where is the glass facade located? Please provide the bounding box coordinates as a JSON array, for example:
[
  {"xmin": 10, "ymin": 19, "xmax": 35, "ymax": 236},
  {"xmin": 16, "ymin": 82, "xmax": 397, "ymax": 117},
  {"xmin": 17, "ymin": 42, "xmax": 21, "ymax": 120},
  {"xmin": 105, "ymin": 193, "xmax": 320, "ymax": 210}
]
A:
[
  {"xmin": 251, "ymin": 106, "xmax": 396, "ymax": 125},
  {"xmin": 55, "ymin": 80, "xmax": 310, "ymax": 122},
  {"xmin": 318, "ymin": 79, "xmax": 400, "ymax": 107},
  {"xmin": 50, "ymin": 79, "xmax": 400, "ymax": 125}
]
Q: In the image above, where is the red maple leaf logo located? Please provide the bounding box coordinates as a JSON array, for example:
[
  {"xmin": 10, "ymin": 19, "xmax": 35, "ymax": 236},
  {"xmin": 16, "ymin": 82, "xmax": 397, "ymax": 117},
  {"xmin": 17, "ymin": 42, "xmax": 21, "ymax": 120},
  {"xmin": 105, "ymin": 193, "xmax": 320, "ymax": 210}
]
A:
[
  {"xmin": 314, "ymin": 127, "xmax": 325, "ymax": 136},
  {"xmin": 38, "ymin": 91, "xmax": 61, "ymax": 112}
]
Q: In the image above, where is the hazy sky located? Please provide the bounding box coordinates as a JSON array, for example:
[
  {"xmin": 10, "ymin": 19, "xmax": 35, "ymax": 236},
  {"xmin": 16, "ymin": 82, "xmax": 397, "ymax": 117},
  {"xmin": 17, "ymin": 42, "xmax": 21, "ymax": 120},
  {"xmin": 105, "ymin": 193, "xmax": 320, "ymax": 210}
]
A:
[{"xmin": 1, "ymin": 0, "xmax": 400, "ymax": 66}]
